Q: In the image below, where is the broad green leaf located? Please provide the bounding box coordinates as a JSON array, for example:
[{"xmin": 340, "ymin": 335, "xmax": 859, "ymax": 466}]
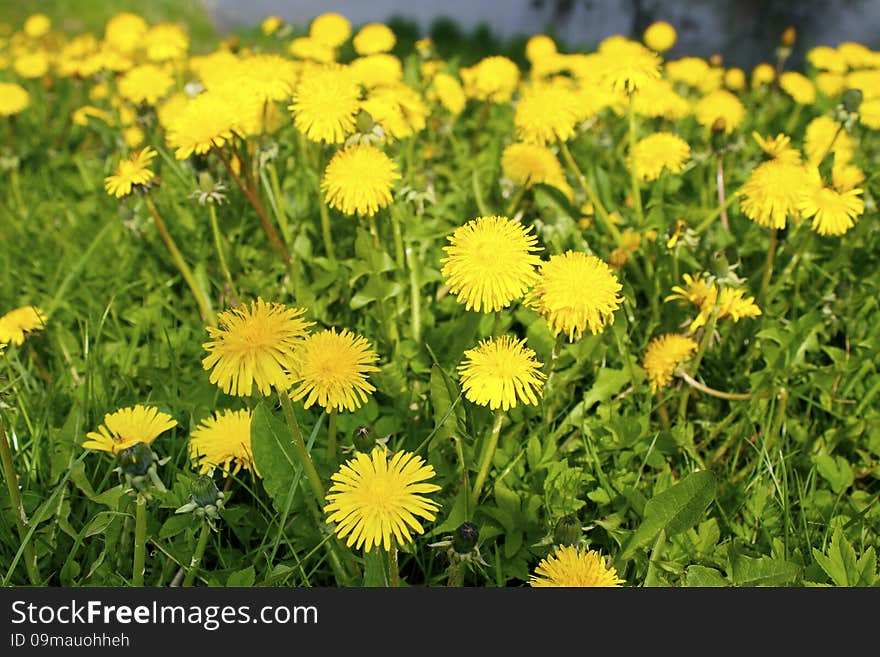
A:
[
  {"xmin": 250, "ymin": 402, "xmax": 303, "ymax": 514},
  {"xmin": 685, "ymin": 565, "xmax": 729, "ymax": 587},
  {"xmin": 812, "ymin": 527, "xmax": 875, "ymax": 586},
  {"xmin": 363, "ymin": 547, "xmax": 389, "ymax": 587},
  {"xmin": 582, "ymin": 367, "xmax": 631, "ymax": 410},
  {"xmin": 622, "ymin": 470, "xmax": 716, "ymax": 559},
  {"xmin": 729, "ymin": 554, "xmax": 800, "ymax": 587},
  {"xmin": 814, "ymin": 453, "xmax": 854, "ymax": 494},
  {"xmin": 227, "ymin": 566, "xmax": 256, "ymax": 587}
]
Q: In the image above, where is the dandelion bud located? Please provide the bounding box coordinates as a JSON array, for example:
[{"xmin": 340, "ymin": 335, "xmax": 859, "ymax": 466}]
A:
[
  {"xmin": 709, "ymin": 53, "xmax": 723, "ymax": 67},
  {"xmin": 198, "ymin": 170, "xmax": 215, "ymax": 194},
  {"xmin": 356, "ymin": 109, "xmax": 376, "ymax": 134},
  {"xmin": 780, "ymin": 26, "xmax": 796, "ymax": 47},
  {"xmin": 352, "ymin": 425, "xmax": 375, "ymax": 452},
  {"xmin": 553, "ymin": 514, "xmax": 582, "ymax": 546},
  {"xmin": 452, "ymin": 522, "xmax": 479, "ymax": 555},
  {"xmin": 711, "ymin": 117, "xmax": 727, "ymax": 134},
  {"xmin": 118, "ymin": 443, "xmax": 154, "ymax": 478},
  {"xmin": 608, "ymin": 247, "xmax": 629, "ymax": 269},
  {"xmin": 177, "ymin": 474, "xmax": 226, "ymax": 521},
  {"xmin": 843, "ymin": 88, "xmax": 863, "ymax": 114}
]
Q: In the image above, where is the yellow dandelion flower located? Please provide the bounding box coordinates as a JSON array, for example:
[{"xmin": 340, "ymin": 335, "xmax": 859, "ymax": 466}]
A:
[
  {"xmin": 514, "ymin": 82, "xmax": 581, "ymax": 145},
  {"xmin": 350, "ymin": 53, "xmax": 403, "ymax": 88},
  {"xmin": 165, "ymin": 90, "xmax": 243, "ymax": 159},
  {"xmin": 846, "ymin": 69, "xmax": 880, "ymax": 99},
  {"xmin": 751, "ymin": 131, "xmax": 800, "ymax": 162},
  {"xmin": 525, "ymin": 34, "xmax": 558, "ymax": 63},
  {"xmin": 751, "ymin": 62, "xmax": 775, "ymax": 88},
  {"xmin": 0, "ymin": 306, "xmax": 47, "ymax": 346},
  {"xmin": 724, "ymin": 67, "xmax": 747, "ymax": 91},
  {"xmin": 815, "ymin": 72, "xmax": 846, "ymax": 97},
  {"xmin": 631, "ymin": 78, "xmax": 690, "ymax": 120},
  {"xmin": 666, "ymin": 57, "xmax": 711, "ymax": 88},
  {"xmin": 123, "ymin": 126, "xmax": 145, "ymax": 149},
  {"xmin": 460, "ymin": 55, "xmax": 520, "ymax": 103},
  {"xmin": 530, "ymin": 545, "xmax": 624, "ymax": 587},
  {"xmin": 458, "ymin": 336, "xmax": 546, "ymax": 411},
  {"xmin": 104, "ymin": 12, "xmax": 148, "ymax": 54},
  {"xmin": 288, "ymin": 328, "xmax": 380, "ymax": 414},
  {"xmin": 441, "ymin": 215, "xmax": 543, "ymax": 313},
  {"xmin": 804, "ymin": 116, "xmax": 853, "ymax": 165},
  {"xmin": 353, "ymin": 23, "xmax": 396, "ymax": 55},
  {"xmin": 737, "ymin": 158, "xmax": 812, "ymax": 229},
  {"xmin": 72, "ymin": 105, "xmax": 109, "ymax": 126},
  {"xmin": 289, "ymin": 64, "xmax": 361, "ymax": 144},
  {"xmin": 190, "ymin": 409, "xmax": 258, "ymax": 477},
  {"xmin": 501, "ymin": 142, "xmax": 573, "ymax": 201},
  {"xmin": 859, "ymin": 98, "xmax": 880, "ymax": 130},
  {"xmin": 838, "ymin": 41, "xmax": 874, "ymax": 69},
  {"xmin": 239, "ymin": 54, "xmax": 299, "ymax": 102},
  {"xmin": 117, "ymin": 64, "xmax": 174, "ymax": 105},
  {"xmin": 594, "ymin": 38, "xmax": 661, "ymax": 93},
  {"xmin": 832, "ymin": 160, "xmax": 865, "ymax": 191},
  {"xmin": 529, "ymin": 252, "xmax": 624, "ymax": 341},
  {"xmin": 82, "ymin": 405, "xmax": 177, "ymax": 454},
  {"xmin": 665, "ymin": 273, "xmax": 717, "ymax": 310},
  {"xmin": 716, "ymin": 287, "xmax": 762, "ymax": 323},
  {"xmin": 631, "ymin": 132, "xmax": 691, "ymax": 181},
  {"xmin": 779, "ymin": 71, "xmax": 816, "ymax": 104},
  {"xmin": 430, "ymin": 72, "xmax": 466, "ymax": 115},
  {"xmin": 144, "ymin": 23, "xmax": 189, "ymax": 62},
  {"xmin": 104, "ymin": 146, "xmax": 156, "ymax": 199},
  {"xmin": 798, "ymin": 181, "xmax": 864, "ymax": 236},
  {"xmin": 288, "ymin": 36, "xmax": 335, "ymax": 63},
  {"xmin": 24, "ymin": 13, "xmax": 51, "ymax": 38},
  {"xmin": 643, "ymin": 21, "xmax": 676, "ymax": 52},
  {"xmin": 359, "ymin": 84, "xmax": 428, "ymax": 141},
  {"xmin": 807, "ymin": 46, "xmax": 847, "ymax": 74},
  {"xmin": 0, "ymin": 82, "xmax": 29, "ymax": 116},
  {"xmin": 694, "ymin": 89, "xmax": 745, "ymax": 134},
  {"xmin": 324, "ymin": 446, "xmax": 441, "ymax": 552},
  {"xmin": 261, "ymin": 16, "xmax": 283, "ymax": 36},
  {"xmin": 643, "ymin": 333, "xmax": 698, "ymax": 392},
  {"xmin": 310, "ymin": 12, "xmax": 351, "ymax": 48},
  {"xmin": 321, "ymin": 144, "xmax": 400, "ymax": 216},
  {"xmin": 201, "ymin": 299, "xmax": 314, "ymax": 397},
  {"xmin": 14, "ymin": 50, "xmax": 50, "ymax": 79}
]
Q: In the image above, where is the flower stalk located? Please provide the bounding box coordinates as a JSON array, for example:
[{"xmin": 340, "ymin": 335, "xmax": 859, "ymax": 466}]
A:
[
  {"xmin": 182, "ymin": 522, "xmax": 211, "ymax": 587},
  {"xmin": 132, "ymin": 493, "xmax": 147, "ymax": 586},
  {"xmin": 0, "ymin": 414, "xmax": 41, "ymax": 585},
  {"xmin": 470, "ymin": 411, "xmax": 505, "ymax": 508}
]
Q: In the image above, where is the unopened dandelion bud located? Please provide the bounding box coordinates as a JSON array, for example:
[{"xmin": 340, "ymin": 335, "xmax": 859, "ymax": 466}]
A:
[
  {"xmin": 356, "ymin": 109, "xmax": 376, "ymax": 134},
  {"xmin": 198, "ymin": 170, "xmax": 215, "ymax": 194},
  {"xmin": 118, "ymin": 442, "xmax": 154, "ymax": 478},
  {"xmin": 780, "ymin": 26, "xmax": 796, "ymax": 48},
  {"xmin": 452, "ymin": 522, "xmax": 479, "ymax": 555},
  {"xmin": 352, "ymin": 425, "xmax": 375, "ymax": 452},
  {"xmin": 553, "ymin": 514, "xmax": 582, "ymax": 546},
  {"xmin": 177, "ymin": 474, "xmax": 225, "ymax": 519},
  {"xmin": 843, "ymin": 88, "xmax": 863, "ymax": 114}
]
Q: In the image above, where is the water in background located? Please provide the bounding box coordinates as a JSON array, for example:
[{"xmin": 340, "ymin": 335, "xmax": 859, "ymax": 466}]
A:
[{"xmin": 206, "ymin": 0, "xmax": 880, "ymax": 68}]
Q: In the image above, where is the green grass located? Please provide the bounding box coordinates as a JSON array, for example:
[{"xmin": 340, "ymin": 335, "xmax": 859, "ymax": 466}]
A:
[{"xmin": 1, "ymin": 6, "xmax": 879, "ymax": 589}]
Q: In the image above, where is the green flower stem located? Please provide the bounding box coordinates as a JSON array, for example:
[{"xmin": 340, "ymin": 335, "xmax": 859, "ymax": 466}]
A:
[
  {"xmin": 542, "ymin": 333, "xmax": 566, "ymax": 425},
  {"xmin": 318, "ymin": 198, "xmax": 336, "ymax": 262},
  {"xmin": 132, "ymin": 493, "xmax": 147, "ymax": 586},
  {"xmin": 326, "ymin": 409, "xmax": 337, "ymax": 468},
  {"xmin": 145, "ymin": 197, "xmax": 215, "ymax": 326},
  {"xmin": 0, "ymin": 414, "xmax": 41, "ymax": 585},
  {"xmin": 406, "ymin": 244, "xmax": 422, "ymax": 345},
  {"xmin": 208, "ymin": 202, "xmax": 236, "ymax": 298},
  {"xmin": 643, "ymin": 529, "xmax": 667, "ymax": 587},
  {"xmin": 694, "ymin": 192, "xmax": 737, "ymax": 234},
  {"xmin": 759, "ymin": 227, "xmax": 778, "ymax": 303},
  {"xmin": 504, "ymin": 183, "xmax": 527, "ymax": 218},
  {"xmin": 388, "ymin": 539, "xmax": 400, "ymax": 588},
  {"xmin": 558, "ymin": 140, "xmax": 616, "ymax": 242},
  {"xmin": 182, "ymin": 522, "xmax": 211, "ymax": 587},
  {"xmin": 470, "ymin": 411, "xmax": 505, "ymax": 509},
  {"xmin": 471, "ymin": 168, "xmax": 489, "ymax": 216},
  {"xmin": 279, "ymin": 393, "xmax": 326, "ymax": 504},
  {"xmin": 716, "ymin": 152, "xmax": 730, "ymax": 231},
  {"xmin": 217, "ymin": 147, "xmax": 291, "ymax": 268},
  {"xmin": 365, "ymin": 215, "xmax": 400, "ymax": 348},
  {"xmin": 390, "ymin": 205, "xmax": 406, "ymax": 270},
  {"xmin": 265, "ymin": 160, "xmax": 291, "ymax": 246},
  {"xmin": 783, "ymin": 103, "xmax": 803, "ymax": 135},
  {"xmin": 677, "ymin": 371, "xmax": 757, "ymax": 401},
  {"xmin": 677, "ymin": 309, "xmax": 718, "ymax": 423},
  {"xmin": 626, "ymin": 98, "xmax": 645, "ymax": 226}
]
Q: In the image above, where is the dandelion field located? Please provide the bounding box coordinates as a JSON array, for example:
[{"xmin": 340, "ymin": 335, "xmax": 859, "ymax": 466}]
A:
[{"xmin": 1, "ymin": 8, "xmax": 879, "ymax": 590}]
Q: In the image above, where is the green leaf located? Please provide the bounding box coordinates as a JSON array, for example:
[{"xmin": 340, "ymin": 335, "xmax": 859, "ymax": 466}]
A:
[
  {"xmin": 227, "ymin": 566, "xmax": 256, "ymax": 587},
  {"xmin": 685, "ymin": 565, "xmax": 729, "ymax": 587},
  {"xmin": 362, "ymin": 547, "xmax": 389, "ymax": 587},
  {"xmin": 582, "ymin": 368, "xmax": 631, "ymax": 410},
  {"xmin": 814, "ymin": 452, "xmax": 854, "ymax": 494},
  {"xmin": 813, "ymin": 527, "xmax": 873, "ymax": 586},
  {"xmin": 729, "ymin": 554, "xmax": 800, "ymax": 586},
  {"xmin": 622, "ymin": 470, "xmax": 716, "ymax": 559},
  {"xmin": 250, "ymin": 402, "xmax": 302, "ymax": 514}
]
